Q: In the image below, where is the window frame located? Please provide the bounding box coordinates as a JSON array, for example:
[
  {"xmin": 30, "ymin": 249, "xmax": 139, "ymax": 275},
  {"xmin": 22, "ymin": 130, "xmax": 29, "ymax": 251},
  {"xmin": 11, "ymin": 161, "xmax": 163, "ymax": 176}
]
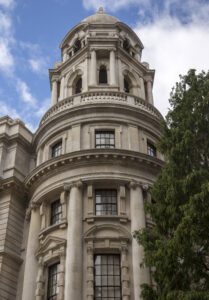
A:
[
  {"xmin": 50, "ymin": 199, "xmax": 62, "ymax": 226},
  {"xmin": 147, "ymin": 141, "xmax": 157, "ymax": 157},
  {"xmin": 51, "ymin": 141, "xmax": 62, "ymax": 158},
  {"xmin": 95, "ymin": 189, "xmax": 118, "ymax": 216},
  {"xmin": 95, "ymin": 130, "xmax": 115, "ymax": 149},
  {"xmin": 94, "ymin": 254, "xmax": 122, "ymax": 300},
  {"xmin": 47, "ymin": 262, "xmax": 60, "ymax": 300}
]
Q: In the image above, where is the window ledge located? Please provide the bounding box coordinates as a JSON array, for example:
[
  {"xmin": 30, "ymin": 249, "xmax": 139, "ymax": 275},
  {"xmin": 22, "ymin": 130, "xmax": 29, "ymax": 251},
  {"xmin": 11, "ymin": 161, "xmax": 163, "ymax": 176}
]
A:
[
  {"xmin": 39, "ymin": 219, "xmax": 67, "ymax": 239},
  {"xmin": 84, "ymin": 215, "xmax": 130, "ymax": 224}
]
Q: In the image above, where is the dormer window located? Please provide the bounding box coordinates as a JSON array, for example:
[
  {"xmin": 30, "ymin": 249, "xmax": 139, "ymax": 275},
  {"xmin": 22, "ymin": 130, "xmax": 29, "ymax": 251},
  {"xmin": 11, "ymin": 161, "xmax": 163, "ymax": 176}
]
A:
[
  {"xmin": 74, "ymin": 40, "xmax": 81, "ymax": 54},
  {"xmin": 99, "ymin": 65, "xmax": 107, "ymax": 84}
]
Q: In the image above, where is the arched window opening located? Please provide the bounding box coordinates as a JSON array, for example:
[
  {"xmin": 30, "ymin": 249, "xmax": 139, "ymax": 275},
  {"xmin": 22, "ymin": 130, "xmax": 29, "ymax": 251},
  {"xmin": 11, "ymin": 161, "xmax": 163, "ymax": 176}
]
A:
[
  {"xmin": 74, "ymin": 40, "xmax": 81, "ymax": 54},
  {"xmin": 123, "ymin": 39, "xmax": 129, "ymax": 53},
  {"xmin": 99, "ymin": 66, "xmax": 107, "ymax": 84},
  {"xmin": 75, "ymin": 77, "xmax": 82, "ymax": 94},
  {"xmin": 124, "ymin": 78, "xmax": 130, "ymax": 93}
]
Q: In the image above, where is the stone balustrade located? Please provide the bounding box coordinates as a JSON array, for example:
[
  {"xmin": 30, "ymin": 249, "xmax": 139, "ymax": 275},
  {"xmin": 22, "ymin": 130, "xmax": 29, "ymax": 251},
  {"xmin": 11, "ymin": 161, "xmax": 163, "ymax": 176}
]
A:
[{"xmin": 40, "ymin": 91, "xmax": 162, "ymax": 125}]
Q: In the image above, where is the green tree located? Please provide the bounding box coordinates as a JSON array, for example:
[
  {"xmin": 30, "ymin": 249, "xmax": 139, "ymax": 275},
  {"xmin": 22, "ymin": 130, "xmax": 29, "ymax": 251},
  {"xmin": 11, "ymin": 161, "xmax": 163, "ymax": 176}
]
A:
[{"xmin": 134, "ymin": 70, "xmax": 209, "ymax": 300}]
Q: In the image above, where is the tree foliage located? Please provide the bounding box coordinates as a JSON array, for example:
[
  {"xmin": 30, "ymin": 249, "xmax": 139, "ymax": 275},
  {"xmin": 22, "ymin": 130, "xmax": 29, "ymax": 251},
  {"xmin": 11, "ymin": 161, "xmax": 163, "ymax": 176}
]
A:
[{"xmin": 134, "ymin": 70, "xmax": 209, "ymax": 300}]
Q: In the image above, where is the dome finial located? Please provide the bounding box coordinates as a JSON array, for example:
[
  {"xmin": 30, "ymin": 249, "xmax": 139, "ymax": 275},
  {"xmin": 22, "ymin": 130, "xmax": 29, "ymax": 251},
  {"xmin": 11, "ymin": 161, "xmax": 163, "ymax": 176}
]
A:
[{"xmin": 97, "ymin": 7, "xmax": 104, "ymax": 14}]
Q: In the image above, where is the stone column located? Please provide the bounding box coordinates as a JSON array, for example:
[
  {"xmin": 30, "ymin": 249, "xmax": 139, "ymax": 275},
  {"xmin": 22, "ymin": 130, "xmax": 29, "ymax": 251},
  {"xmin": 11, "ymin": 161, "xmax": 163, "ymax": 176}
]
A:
[
  {"xmin": 51, "ymin": 80, "xmax": 58, "ymax": 106},
  {"xmin": 65, "ymin": 181, "xmax": 83, "ymax": 300},
  {"xmin": 90, "ymin": 49, "xmax": 97, "ymax": 86},
  {"xmin": 109, "ymin": 49, "xmax": 116, "ymax": 85},
  {"xmin": 86, "ymin": 242, "xmax": 94, "ymax": 300},
  {"xmin": 22, "ymin": 203, "xmax": 41, "ymax": 300},
  {"xmin": 147, "ymin": 80, "xmax": 153, "ymax": 105},
  {"xmin": 130, "ymin": 182, "xmax": 150, "ymax": 300}
]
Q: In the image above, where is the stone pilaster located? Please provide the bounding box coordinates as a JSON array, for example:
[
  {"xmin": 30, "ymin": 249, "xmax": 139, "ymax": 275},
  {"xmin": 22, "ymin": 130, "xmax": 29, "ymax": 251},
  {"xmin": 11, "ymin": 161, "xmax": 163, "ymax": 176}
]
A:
[
  {"xmin": 58, "ymin": 251, "xmax": 65, "ymax": 300},
  {"xmin": 139, "ymin": 77, "xmax": 146, "ymax": 100},
  {"xmin": 51, "ymin": 80, "xmax": 58, "ymax": 106},
  {"xmin": 86, "ymin": 242, "xmax": 94, "ymax": 300},
  {"xmin": 22, "ymin": 202, "xmax": 41, "ymax": 300},
  {"xmin": 40, "ymin": 202, "xmax": 46, "ymax": 230},
  {"xmin": 147, "ymin": 80, "xmax": 153, "ymax": 105},
  {"xmin": 121, "ymin": 243, "xmax": 130, "ymax": 300},
  {"xmin": 60, "ymin": 76, "xmax": 65, "ymax": 100},
  {"xmin": 129, "ymin": 181, "xmax": 150, "ymax": 299},
  {"xmin": 90, "ymin": 49, "xmax": 97, "ymax": 85},
  {"xmin": 110, "ymin": 49, "xmax": 116, "ymax": 85},
  {"xmin": 35, "ymin": 258, "xmax": 44, "ymax": 300},
  {"xmin": 64, "ymin": 180, "xmax": 83, "ymax": 300}
]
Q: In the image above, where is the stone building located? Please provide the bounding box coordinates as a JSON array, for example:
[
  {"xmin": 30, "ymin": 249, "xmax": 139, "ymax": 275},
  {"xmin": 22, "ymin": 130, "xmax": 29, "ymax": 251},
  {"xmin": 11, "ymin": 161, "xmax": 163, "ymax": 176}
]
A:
[{"xmin": 0, "ymin": 7, "xmax": 164, "ymax": 300}]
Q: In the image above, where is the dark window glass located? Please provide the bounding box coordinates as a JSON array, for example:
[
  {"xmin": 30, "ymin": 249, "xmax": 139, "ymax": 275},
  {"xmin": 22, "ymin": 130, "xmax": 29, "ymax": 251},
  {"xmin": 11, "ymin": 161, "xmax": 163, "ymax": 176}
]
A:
[
  {"xmin": 52, "ymin": 142, "xmax": 62, "ymax": 158},
  {"xmin": 47, "ymin": 263, "xmax": 59, "ymax": 300},
  {"xmin": 95, "ymin": 131, "xmax": 115, "ymax": 149},
  {"xmin": 124, "ymin": 78, "xmax": 129, "ymax": 93},
  {"xmin": 50, "ymin": 200, "xmax": 62, "ymax": 225},
  {"xmin": 147, "ymin": 142, "xmax": 156, "ymax": 157},
  {"xmin": 99, "ymin": 66, "xmax": 107, "ymax": 84},
  {"xmin": 94, "ymin": 254, "xmax": 121, "ymax": 300},
  {"xmin": 74, "ymin": 40, "xmax": 81, "ymax": 53},
  {"xmin": 95, "ymin": 190, "xmax": 117, "ymax": 215},
  {"xmin": 123, "ymin": 39, "xmax": 129, "ymax": 53},
  {"xmin": 75, "ymin": 77, "xmax": 82, "ymax": 94}
]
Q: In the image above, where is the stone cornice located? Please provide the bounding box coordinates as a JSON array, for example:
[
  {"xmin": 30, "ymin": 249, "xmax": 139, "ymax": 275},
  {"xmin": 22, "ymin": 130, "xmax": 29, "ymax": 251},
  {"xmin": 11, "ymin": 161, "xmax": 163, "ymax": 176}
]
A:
[
  {"xmin": 24, "ymin": 149, "xmax": 164, "ymax": 189},
  {"xmin": 0, "ymin": 176, "xmax": 26, "ymax": 194}
]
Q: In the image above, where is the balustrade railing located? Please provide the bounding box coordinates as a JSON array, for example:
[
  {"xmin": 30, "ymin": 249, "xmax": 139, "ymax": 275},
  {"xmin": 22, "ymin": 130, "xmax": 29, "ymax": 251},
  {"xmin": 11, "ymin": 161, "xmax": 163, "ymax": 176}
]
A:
[{"xmin": 40, "ymin": 91, "xmax": 162, "ymax": 125}]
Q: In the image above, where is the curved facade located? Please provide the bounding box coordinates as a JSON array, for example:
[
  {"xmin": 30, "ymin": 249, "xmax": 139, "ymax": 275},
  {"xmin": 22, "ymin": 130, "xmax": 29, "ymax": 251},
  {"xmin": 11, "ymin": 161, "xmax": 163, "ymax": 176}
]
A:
[{"xmin": 0, "ymin": 8, "xmax": 164, "ymax": 300}]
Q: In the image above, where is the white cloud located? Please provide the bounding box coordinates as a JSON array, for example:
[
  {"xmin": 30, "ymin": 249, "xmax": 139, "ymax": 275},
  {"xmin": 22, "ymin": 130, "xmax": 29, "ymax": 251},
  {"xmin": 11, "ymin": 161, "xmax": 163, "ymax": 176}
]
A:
[
  {"xmin": 16, "ymin": 79, "xmax": 37, "ymax": 106},
  {"xmin": 35, "ymin": 98, "xmax": 50, "ymax": 117},
  {"xmin": 0, "ymin": 38, "xmax": 14, "ymax": 74},
  {"xmin": 0, "ymin": 100, "xmax": 20, "ymax": 119},
  {"xmin": 0, "ymin": 0, "xmax": 14, "ymax": 9},
  {"xmin": 135, "ymin": 15, "xmax": 209, "ymax": 116},
  {"xmin": 29, "ymin": 58, "xmax": 48, "ymax": 75}
]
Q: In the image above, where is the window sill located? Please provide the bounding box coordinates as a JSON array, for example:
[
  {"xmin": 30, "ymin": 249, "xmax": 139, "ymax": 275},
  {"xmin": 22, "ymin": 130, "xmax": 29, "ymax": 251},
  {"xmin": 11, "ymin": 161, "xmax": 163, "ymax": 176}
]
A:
[
  {"xmin": 39, "ymin": 219, "xmax": 67, "ymax": 239},
  {"xmin": 84, "ymin": 215, "xmax": 129, "ymax": 224}
]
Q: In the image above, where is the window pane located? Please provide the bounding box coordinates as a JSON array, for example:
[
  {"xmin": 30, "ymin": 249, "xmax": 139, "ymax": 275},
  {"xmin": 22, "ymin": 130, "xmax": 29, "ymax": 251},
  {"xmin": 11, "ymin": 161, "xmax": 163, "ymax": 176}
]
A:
[
  {"xmin": 95, "ymin": 190, "xmax": 117, "ymax": 216},
  {"xmin": 94, "ymin": 255, "xmax": 121, "ymax": 300},
  {"xmin": 52, "ymin": 141, "xmax": 62, "ymax": 158},
  {"xmin": 51, "ymin": 200, "xmax": 62, "ymax": 225},
  {"xmin": 47, "ymin": 263, "xmax": 59, "ymax": 300},
  {"xmin": 95, "ymin": 131, "xmax": 115, "ymax": 149}
]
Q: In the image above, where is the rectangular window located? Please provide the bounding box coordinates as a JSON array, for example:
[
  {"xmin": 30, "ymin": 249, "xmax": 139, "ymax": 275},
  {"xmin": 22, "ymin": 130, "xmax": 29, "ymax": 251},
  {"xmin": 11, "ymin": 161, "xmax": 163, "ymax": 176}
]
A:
[
  {"xmin": 52, "ymin": 141, "xmax": 62, "ymax": 158},
  {"xmin": 50, "ymin": 200, "xmax": 62, "ymax": 225},
  {"xmin": 94, "ymin": 254, "xmax": 121, "ymax": 300},
  {"xmin": 95, "ymin": 189, "xmax": 117, "ymax": 216},
  {"xmin": 95, "ymin": 131, "xmax": 115, "ymax": 149},
  {"xmin": 47, "ymin": 263, "xmax": 59, "ymax": 300},
  {"xmin": 147, "ymin": 141, "xmax": 156, "ymax": 157}
]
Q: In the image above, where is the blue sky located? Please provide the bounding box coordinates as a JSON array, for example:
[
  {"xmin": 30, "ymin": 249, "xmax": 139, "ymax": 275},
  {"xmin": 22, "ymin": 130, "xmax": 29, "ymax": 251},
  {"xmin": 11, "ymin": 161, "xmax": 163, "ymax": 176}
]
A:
[{"xmin": 0, "ymin": 0, "xmax": 209, "ymax": 132}]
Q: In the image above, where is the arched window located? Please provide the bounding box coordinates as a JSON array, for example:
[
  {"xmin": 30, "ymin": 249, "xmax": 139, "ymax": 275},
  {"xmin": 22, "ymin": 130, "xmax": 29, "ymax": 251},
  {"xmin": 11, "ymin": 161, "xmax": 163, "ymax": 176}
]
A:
[
  {"xmin": 123, "ymin": 39, "xmax": 129, "ymax": 53},
  {"xmin": 75, "ymin": 77, "xmax": 82, "ymax": 94},
  {"xmin": 74, "ymin": 40, "xmax": 81, "ymax": 54},
  {"xmin": 99, "ymin": 66, "xmax": 107, "ymax": 84},
  {"xmin": 124, "ymin": 78, "xmax": 130, "ymax": 93}
]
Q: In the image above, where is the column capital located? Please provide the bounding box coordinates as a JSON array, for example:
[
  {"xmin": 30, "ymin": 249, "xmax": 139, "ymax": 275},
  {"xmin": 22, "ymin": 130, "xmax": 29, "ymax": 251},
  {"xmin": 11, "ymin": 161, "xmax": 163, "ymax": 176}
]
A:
[
  {"xmin": 129, "ymin": 181, "xmax": 150, "ymax": 191},
  {"xmin": 109, "ymin": 47, "xmax": 116, "ymax": 52},
  {"xmin": 31, "ymin": 201, "xmax": 40, "ymax": 211}
]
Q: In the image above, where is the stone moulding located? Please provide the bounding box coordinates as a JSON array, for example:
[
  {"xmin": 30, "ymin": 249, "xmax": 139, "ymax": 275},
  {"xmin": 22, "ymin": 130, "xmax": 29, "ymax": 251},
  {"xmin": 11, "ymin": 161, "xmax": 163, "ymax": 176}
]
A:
[
  {"xmin": 24, "ymin": 149, "xmax": 164, "ymax": 189},
  {"xmin": 40, "ymin": 91, "xmax": 163, "ymax": 125}
]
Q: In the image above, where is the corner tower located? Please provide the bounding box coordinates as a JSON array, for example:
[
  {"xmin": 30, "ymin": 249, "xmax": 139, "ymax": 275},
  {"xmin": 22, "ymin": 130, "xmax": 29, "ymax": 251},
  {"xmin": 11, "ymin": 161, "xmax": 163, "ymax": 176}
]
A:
[{"xmin": 20, "ymin": 8, "xmax": 164, "ymax": 300}]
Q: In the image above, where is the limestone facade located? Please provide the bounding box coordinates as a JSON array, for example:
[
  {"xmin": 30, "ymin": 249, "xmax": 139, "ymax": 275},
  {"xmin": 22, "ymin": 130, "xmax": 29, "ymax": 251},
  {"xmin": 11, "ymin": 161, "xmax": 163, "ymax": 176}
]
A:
[{"xmin": 0, "ymin": 8, "xmax": 164, "ymax": 300}]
